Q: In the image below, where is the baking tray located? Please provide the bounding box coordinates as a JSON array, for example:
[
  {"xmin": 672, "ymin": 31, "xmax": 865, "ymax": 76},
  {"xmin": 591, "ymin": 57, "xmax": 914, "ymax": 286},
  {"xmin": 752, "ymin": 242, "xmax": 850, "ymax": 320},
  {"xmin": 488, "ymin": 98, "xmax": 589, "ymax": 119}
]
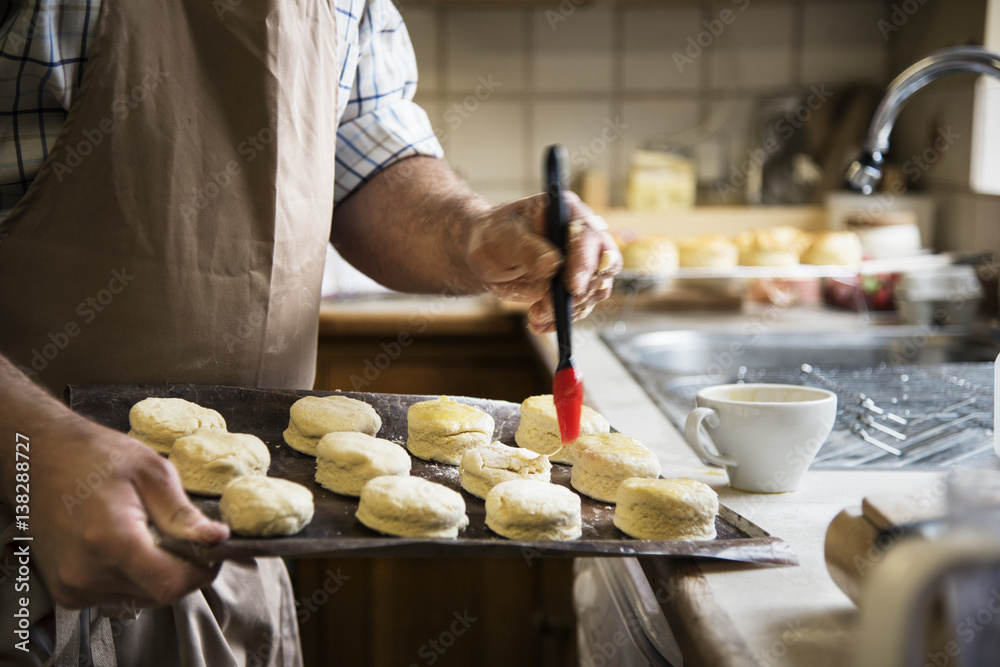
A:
[{"xmin": 66, "ymin": 385, "xmax": 797, "ymax": 565}]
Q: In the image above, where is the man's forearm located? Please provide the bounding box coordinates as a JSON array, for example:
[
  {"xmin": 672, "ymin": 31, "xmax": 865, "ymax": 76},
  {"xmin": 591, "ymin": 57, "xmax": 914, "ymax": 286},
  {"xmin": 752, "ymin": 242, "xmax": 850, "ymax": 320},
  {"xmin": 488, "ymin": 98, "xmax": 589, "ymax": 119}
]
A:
[
  {"xmin": 330, "ymin": 157, "xmax": 493, "ymax": 294},
  {"xmin": 0, "ymin": 354, "xmax": 88, "ymax": 505}
]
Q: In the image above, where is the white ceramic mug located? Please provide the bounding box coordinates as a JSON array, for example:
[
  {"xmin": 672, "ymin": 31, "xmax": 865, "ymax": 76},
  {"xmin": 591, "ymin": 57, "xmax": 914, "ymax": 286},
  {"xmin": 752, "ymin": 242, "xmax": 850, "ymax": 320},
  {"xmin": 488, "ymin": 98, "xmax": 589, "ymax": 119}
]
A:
[{"xmin": 684, "ymin": 383, "xmax": 837, "ymax": 493}]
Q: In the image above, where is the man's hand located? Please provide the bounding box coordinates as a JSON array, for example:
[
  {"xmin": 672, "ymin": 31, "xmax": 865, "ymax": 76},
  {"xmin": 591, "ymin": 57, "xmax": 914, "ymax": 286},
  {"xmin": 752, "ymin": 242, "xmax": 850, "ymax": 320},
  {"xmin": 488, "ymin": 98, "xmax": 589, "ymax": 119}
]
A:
[
  {"xmin": 466, "ymin": 191, "xmax": 622, "ymax": 334},
  {"xmin": 28, "ymin": 420, "xmax": 228, "ymax": 608}
]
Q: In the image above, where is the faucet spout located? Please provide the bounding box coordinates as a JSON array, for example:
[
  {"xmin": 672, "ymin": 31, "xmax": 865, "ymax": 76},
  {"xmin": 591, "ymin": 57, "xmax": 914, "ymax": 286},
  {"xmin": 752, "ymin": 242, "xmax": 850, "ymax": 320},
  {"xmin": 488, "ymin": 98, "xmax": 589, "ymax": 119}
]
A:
[{"xmin": 844, "ymin": 46, "xmax": 1000, "ymax": 194}]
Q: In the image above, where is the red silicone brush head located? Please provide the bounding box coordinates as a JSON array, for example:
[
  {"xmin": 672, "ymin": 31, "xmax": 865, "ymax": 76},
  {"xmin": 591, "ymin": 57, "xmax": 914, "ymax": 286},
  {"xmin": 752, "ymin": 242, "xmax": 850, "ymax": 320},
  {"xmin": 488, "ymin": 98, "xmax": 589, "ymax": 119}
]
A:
[{"xmin": 553, "ymin": 364, "xmax": 584, "ymax": 443}]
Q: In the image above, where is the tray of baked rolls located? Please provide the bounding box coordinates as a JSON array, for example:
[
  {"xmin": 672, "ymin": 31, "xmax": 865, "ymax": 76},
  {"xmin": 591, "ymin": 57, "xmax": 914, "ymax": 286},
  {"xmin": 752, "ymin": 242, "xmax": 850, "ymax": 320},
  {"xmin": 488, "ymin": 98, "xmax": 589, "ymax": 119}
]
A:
[{"xmin": 66, "ymin": 385, "xmax": 796, "ymax": 565}]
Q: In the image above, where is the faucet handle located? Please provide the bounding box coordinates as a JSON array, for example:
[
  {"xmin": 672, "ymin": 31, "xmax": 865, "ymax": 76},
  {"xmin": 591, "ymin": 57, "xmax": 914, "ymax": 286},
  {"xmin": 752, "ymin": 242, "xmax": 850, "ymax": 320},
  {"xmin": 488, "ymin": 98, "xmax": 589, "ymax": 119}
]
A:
[{"xmin": 844, "ymin": 150, "xmax": 884, "ymax": 195}]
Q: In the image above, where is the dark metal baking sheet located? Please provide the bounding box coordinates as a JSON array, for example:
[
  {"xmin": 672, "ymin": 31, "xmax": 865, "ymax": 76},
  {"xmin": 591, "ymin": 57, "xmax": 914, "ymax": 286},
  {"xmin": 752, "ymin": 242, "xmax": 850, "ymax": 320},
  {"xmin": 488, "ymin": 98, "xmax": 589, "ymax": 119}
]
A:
[{"xmin": 66, "ymin": 385, "xmax": 797, "ymax": 565}]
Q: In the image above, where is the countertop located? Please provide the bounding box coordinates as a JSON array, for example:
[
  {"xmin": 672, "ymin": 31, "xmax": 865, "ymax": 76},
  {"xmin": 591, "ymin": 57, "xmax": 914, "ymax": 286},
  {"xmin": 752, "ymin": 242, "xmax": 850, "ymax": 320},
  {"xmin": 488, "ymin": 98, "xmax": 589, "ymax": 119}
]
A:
[
  {"xmin": 564, "ymin": 307, "xmax": 955, "ymax": 667},
  {"xmin": 318, "ymin": 294, "xmax": 967, "ymax": 665}
]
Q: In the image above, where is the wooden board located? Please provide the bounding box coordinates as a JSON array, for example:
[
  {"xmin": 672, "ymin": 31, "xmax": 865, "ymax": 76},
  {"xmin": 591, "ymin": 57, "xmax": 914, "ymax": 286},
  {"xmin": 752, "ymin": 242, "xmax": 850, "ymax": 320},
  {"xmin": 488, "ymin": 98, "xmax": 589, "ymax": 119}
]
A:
[{"xmin": 67, "ymin": 384, "xmax": 797, "ymax": 565}]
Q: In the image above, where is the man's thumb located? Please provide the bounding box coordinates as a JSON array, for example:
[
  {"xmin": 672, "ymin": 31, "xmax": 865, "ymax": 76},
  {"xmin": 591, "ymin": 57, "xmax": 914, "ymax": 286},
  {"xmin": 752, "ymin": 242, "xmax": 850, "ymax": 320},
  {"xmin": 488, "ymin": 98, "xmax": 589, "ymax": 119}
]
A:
[{"xmin": 136, "ymin": 461, "xmax": 229, "ymax": 544}]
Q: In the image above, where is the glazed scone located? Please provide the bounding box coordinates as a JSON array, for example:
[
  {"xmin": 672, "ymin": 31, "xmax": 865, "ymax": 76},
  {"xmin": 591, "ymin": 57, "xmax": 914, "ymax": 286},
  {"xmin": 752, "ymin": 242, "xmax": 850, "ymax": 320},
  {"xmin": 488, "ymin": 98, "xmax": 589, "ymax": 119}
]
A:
[
  {"xmin": 459, "ymin": 441, "xmax": 552, "ymax": 500},
  {"xmin": 800, "ymin": 231, "xmax": 863, "ymax": 266},
  {"xmin": 406, "ymin": 396, "xmax": 495, "ymax": 465},
  {"xmin": 356, "ymin": 476, "xmax": 469, "ymax": 538},
  {"xmin": 515, "ymin": 394, "xmax": 611, "ymax": 464},
  {"xmin": 315, "ymin": 431, "xmax": 411, "ymax": 497},
  {"xmin": 677, "ymin": 234, "xmax": 739, "ymax": 269},
  {"xmin": 220, "ymin": 476, "xmax": 314, "ymax": 537},
  {"xmin": 283, "ymin": 395, "xmax": 382, "ymax": 456},
  {"xmin": 570, "ymin": 432, "xmax": 662, "ymax": 503},
  {"xmin": 128, "ymin": 397, "xmax": 227, "ymax": 454},
  {"xmin": 485, "ymin": 479, "xmax": 582, "ymax": 541},
  {"xmin": 614, "ymin": 478, "xmax": 718, "ymax": 541},
  {"xmin": 169, "ymin": 428, "xmax": 270, "ymax": 496},
  {"xmin": 735, "ymin": 227, "xmax": 812, "ymax": 266},
  {"xmin": 621, "ymin": 235, "xmax": 679, "ymax": 275}
]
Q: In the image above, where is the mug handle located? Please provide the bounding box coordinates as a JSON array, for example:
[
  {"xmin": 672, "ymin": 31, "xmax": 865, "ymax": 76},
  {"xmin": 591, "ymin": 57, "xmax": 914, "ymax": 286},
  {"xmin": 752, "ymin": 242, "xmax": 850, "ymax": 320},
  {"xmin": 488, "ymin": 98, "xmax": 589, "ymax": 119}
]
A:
[{"xmin": 685, "ymin": 407, "xmax": 738, "ymax": 468}]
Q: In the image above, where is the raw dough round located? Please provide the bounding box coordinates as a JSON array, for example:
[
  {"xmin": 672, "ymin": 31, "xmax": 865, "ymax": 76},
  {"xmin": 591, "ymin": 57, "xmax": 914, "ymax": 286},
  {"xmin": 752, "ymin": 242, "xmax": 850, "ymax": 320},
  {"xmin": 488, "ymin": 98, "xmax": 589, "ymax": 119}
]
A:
[
  {"xmin": 485, "ymin": 479, "xmax": 582, "ymax": 541},
  {"xmin": 128, "ymin": 397, "xmax": 227, "ymax": 454},
  {"xmin": 614, "ymin": 478, "xmax": 718, "ymax": 541},
  {"xmin": 356, "ymin": 476, "xmax": 469, "ymax": 538},
  {"xmin": 283, "ymin": 395, "xmax": 382, "ymax": 456},
  {"xmin": 406, "ymin": 396, "xmax": 495, "ymax": 465},
  {"xmin": 169, "ymin": 428, "xmax": 270, "ymax": 496},
  {"xmin": 620, "ymin": 235, "xmax": 679, "ymax": 275},
  {"xmin": 515, "ymin": 394, "xmax": 611, "ymax": 464},
  {"xmin": 315, "ymin": 431, "xmax": 411, "ymax": 497},
  {"xmin": 219, "ymin": 476, "xmax": 314, "ymax": 537},
  {"xmin": 800, "ymin": 231, "xmax": 863, "ymax": 266},
  {"xmin": 677, "ymin": 234, "xmax": 739, "ymax": 269},
  {"xmin": 570, "ymin": 432, "xmax": 662, "ymax": 503},
  {"xmin": 459, "ymin": 441, "xmax": 551, "ymax": 500}
]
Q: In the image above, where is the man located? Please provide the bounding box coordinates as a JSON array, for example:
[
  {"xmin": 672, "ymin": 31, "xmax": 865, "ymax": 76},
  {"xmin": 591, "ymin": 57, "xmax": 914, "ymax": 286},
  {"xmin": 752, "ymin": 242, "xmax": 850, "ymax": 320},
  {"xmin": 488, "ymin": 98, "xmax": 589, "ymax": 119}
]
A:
[{"xmin": 0, "ymin": 0, "xmax": 620, "ymax": 664}]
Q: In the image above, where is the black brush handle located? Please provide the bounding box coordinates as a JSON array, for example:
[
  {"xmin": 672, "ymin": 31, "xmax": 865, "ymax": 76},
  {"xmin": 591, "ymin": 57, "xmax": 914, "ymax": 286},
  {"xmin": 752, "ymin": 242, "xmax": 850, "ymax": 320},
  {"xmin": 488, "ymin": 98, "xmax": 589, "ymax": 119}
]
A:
[{"xmin": 545, "ymin": 145, "xmax": 572, "ymax": 369}]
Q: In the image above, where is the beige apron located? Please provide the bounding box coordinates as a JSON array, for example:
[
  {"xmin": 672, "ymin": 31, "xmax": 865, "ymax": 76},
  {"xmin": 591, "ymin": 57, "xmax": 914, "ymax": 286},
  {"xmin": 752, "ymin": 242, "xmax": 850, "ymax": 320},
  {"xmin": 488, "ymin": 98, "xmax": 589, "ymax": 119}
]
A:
[{"xmin": 0, "ymin": 0, "xmax": 339, "ymax": 662}]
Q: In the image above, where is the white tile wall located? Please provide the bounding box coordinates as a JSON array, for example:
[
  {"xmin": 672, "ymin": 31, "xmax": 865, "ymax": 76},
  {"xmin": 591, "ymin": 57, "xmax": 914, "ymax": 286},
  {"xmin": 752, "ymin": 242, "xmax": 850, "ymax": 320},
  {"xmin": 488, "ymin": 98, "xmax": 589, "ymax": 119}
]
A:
[{"xmin": 399, "ymin": 0, "xmax": 894, "ymax": 208}]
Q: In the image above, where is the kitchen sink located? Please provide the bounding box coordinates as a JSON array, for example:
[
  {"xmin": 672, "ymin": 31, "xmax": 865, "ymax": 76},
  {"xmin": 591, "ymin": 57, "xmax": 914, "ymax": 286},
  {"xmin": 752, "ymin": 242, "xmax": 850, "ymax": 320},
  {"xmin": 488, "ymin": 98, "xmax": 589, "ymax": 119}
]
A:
[{"xmin": 602, "ymin": 326, "xmax": 999, "ymax": 470}]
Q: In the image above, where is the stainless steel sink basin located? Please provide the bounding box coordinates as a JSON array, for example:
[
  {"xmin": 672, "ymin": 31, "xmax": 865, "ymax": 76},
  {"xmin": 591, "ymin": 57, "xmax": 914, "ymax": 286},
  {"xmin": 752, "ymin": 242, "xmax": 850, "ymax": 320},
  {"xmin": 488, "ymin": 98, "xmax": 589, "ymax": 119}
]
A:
[{"xmin": 602, "ymin": 326, "xmax": 998, "ymax": 470}]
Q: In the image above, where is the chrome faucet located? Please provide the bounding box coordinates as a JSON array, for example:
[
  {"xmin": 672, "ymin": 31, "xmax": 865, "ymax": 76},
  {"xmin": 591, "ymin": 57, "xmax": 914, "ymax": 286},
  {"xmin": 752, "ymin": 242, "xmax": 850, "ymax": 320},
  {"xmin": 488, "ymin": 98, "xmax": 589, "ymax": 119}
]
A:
[{"xmin": 845, "ymin": 46, "xmax": 1000, "ymax": 194}]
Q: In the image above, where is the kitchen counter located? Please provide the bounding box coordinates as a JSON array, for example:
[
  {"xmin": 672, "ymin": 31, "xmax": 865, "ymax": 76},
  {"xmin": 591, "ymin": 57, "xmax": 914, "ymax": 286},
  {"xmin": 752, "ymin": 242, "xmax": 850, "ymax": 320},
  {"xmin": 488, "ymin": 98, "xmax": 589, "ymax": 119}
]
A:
[
  {"xmin": 561, "ymin": 307, "xmax": 958, "ymax": 666},
  {"xmin": 316, "ymin": 293, "xmax": 975, "ymax": 665}
]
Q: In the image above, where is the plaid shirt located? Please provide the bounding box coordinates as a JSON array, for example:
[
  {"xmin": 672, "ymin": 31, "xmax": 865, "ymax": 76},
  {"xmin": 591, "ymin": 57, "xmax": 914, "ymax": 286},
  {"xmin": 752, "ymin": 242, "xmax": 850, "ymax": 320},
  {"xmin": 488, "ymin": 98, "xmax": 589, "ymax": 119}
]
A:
[{"xmin": 0, "ymin": 0, "xmax": 442, "ymax": 220}]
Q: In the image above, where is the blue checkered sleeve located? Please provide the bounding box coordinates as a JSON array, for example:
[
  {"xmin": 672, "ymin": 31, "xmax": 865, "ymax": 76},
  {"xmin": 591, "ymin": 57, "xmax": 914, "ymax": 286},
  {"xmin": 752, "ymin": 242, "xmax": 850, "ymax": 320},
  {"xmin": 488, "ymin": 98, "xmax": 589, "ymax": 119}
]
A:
[
  {"xmin": 333, "ymin": 0, "xmax": 443, "ymax": 204},
  {"xmin": 0, "ymin": 0, "xmax": 96, "ymax": 220}
]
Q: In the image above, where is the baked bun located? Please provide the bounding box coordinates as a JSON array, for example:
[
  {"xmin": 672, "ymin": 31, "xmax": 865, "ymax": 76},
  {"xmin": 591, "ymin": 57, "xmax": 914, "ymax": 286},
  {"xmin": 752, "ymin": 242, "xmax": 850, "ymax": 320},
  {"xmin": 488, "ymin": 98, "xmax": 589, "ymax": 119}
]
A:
[
  {"xmin": 614, "ymin": 478, "xmax": 718, "ymax": 540},
  {"xmin": 356, "ymin": 476, "xmax": 469, "ymax": 538},
  {"xmin": 800, "ymin": 231, "xmax": 863, "ymax": 266},
  {"xmin": 736, "ymin": 227, "xmax": 812, "ymax": 266},
  {"xmin": 315, "ymin": 432, "xmax": 411, "ymax": 497},
  {"xmin": 677, "ymin": 234, "xmax": 738, "ymax": 269},
  {"xmin": 220, "ymin": 476, "xmax": 314, "ymax": 537},
  {"xmin": 485, "ymin": 479, "xmax": 582, "ymax": 541},
  {"xmin": 128, "ymin": 397, "xmax": 227, "ymax": 454},
  {"xmin": 283, "ymin": 395, "xmax": 382, "ymax": 457},
  {"xmin": 621, "ymin": 235, "xmax": 679, "ymax": 275},
  {"xmin": 515, "ymin": 394, "xmax": 611, "ymax": 464},
  {"xmin": 459, "ymin": 441, "xmax": 551, "ymax": 500},
  {"xmin": 570, "ymin": 432, "xmax": 661, "ymax": 503},
  {"xmin": 406, "ymin": 396, "xmax": 495, "ymax": 465},
  {"xmin": 169, "ymin": 428, "xmax": 270, "ymax": 496}
]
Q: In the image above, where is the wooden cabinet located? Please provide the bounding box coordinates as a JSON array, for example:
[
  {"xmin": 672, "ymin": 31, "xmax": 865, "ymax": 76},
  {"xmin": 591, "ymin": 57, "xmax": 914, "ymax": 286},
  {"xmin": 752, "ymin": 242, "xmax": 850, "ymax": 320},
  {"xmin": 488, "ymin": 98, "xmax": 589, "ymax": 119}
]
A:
[{"xmin": 293, "ymin": 302, "xmax": 576, "ymax": 667}]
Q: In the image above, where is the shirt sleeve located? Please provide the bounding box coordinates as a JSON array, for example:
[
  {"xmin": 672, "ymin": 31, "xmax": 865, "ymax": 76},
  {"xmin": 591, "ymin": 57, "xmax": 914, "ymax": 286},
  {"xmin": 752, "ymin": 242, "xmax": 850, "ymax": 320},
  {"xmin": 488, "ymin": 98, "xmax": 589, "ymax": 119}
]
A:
[{"xmin": 334, "ymin": 0, "xmax": 444, "ymax": 204}]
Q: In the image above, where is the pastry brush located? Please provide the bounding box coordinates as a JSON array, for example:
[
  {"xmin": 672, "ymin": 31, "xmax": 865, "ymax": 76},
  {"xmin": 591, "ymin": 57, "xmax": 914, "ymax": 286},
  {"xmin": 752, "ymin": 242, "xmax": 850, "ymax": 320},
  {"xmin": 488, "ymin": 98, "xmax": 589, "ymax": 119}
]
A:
[{"xmin": 545, "ymin": 145, "xmax": 583, "ymax": 443}]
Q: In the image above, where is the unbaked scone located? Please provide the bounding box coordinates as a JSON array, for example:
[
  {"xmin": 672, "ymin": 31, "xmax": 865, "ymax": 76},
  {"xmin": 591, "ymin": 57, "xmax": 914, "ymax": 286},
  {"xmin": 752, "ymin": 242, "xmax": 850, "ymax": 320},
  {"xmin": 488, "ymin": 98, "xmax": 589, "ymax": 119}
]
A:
[
  {"xmin": 800, "ymin": 231, "xmax": 863, "ymax": 266},
  {"xmin": 219, "ymin": 476, "xmax": 314, "ymax": 537},
  {"xmin": 315, "ymin": 431, "xmax": 411, "ymax": 497},
  {"xmin": 735, "ymin": 227, "xmax": 812, "ymax": 267},
  {"xmin": 515, "ymin": 394, "xmax": 611, "ymax": 464},
  {"xmin": 283, "ymin": 395, "xmax": 382, "ymax": 456},
  {"xmin": 485, "ymin": 479, "xmax": 582, "ymax": 541},
  {"xmin": 406, "ymin": 396, "xmax": 495, "ymax": 465},
  {"xmin": 614, "ymin": 478, "xmax": 718, "ymax": 541},
  {"xmin": 169, "ymin": 428, "xmax": 270, "ymax": 496},
  {"xmin": 570, "ymin": 432, "xmax": 662, "ymax": 503},
  {"xmin": 677, "ymin": 234, "xmax": 739, "ymax": 269},
  {"xmin": 356, "ymin": 476, "xmax": 469, "ymax": 538},
  {"xmin": 621, "ymin": 235, "xmax": 679, "ymax": 275},
  {"xmin": 459, "ymin": 441, "xmax": 551, "ymax": 500},
  {"xmin": 128, "ymin": 397, "xmax": 227, "ymax": 454}
]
